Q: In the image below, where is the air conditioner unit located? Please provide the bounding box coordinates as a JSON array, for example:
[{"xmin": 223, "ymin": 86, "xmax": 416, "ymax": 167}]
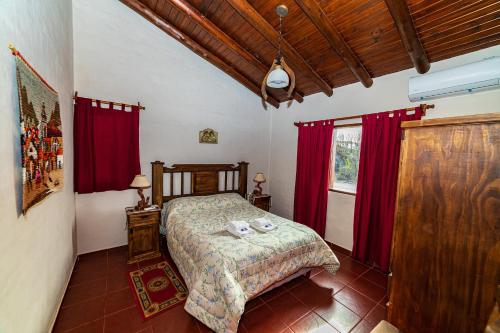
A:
[{"xmin": 408, "ymin": 56, "xmax": 500, "ymax": 102}]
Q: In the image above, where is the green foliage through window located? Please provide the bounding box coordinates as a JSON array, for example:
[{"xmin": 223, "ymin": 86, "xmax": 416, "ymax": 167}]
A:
[{"xmin": 331, "ymin": 127, "xmax": 361, "ymax": 193}]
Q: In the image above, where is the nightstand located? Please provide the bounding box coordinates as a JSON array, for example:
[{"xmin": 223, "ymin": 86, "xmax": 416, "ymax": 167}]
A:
[
  {"xmin": 250, "ymin": 194, "xmax": 271, "ymax": 212},
  {"xmin": 126, "ymin": 207, "xmax": 161, "ymax": 264}
]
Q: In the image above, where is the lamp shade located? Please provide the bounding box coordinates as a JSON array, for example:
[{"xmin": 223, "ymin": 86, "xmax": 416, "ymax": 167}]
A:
[
  {"xmin": 253, "ymin": 172, "xmax": 266, "ymax": 183},
  {"xmin": 266, "ymin": 66, "xmax": 289, "ymax": 88},
  {"xmin": 130, "ymin": 175, "xmax": 151, "ymax": 188}
]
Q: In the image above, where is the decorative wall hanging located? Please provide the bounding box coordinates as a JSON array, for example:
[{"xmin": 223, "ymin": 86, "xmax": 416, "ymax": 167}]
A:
[
  {"xmin": 10, "ymin": 45, "xmax": 64, "ymax": 214},
  {"xmin": 199, "ymin": 128, "xmax": 218, "ymax": 144}
]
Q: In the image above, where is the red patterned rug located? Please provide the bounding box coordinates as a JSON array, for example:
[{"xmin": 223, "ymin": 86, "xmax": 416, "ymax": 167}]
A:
[{"xmin": 128, "ymin": 261, "xmax": 188, "ymax": 320}]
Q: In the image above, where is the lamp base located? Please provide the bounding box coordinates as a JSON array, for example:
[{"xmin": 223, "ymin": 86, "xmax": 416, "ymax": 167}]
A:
[
  {"xmin": 134, "ymin": 188, "xmax": 150, "ymax": 211},
  {"xmin": 253, "ymin": 182, "xmax": 263, "ymax": 196}
]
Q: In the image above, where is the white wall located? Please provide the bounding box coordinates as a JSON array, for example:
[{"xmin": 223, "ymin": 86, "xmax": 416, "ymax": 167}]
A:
[
  {"xmin": 56, "ymin": 0, "xmax": 500, "ymax": 257},
  {"xmin": 73, "ymin": 0, "xmax": 274, "ymax": 254},
  {"xmin": 269, "ymin": 46, "xmax": 500, "ymax": 250},
  {"xmin": 0, "ymin": 1, "xmax": 75, "ymax": 332}
]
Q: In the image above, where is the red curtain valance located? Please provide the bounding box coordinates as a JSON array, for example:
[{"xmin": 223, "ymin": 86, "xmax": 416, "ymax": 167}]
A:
[{"xmin": 74, "ymin": 97, "xmax": 141, "ymax": 194}]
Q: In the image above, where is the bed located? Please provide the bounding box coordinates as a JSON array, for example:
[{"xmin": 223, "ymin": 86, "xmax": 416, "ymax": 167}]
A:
[{"xmin": 151, "ymin": 161, "xmax": 340, "ymax": 333}]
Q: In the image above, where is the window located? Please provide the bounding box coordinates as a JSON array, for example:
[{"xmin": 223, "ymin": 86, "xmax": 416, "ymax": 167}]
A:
[{"xmin": 330, "ymin": 126, "xmax": 362, "ymax": 194}]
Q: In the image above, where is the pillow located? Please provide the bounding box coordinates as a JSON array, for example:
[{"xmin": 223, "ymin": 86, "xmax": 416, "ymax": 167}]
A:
[{"xmin": 166, "ymin": 193, "xmax": 247, "ymax": 215}]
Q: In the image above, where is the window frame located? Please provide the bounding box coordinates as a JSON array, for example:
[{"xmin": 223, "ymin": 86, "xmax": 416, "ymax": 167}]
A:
[
  {"xmin": 329, "ymin": 125, "xmax": 362, "ymax": 196},
  {"xmin": 329, "ymin": 188, "xmax": 357, "ymax": 196}
]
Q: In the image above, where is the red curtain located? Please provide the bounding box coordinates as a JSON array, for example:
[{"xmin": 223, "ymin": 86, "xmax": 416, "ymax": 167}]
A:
[
  {"xmin": 352, "ymin": 108, "xmax": 422, "ymax": 272},
  {"xmin": 293, "ymin": 121, "xmax": 334, "ymax": 238},
  {"xmin": 74, "ymin": 97, "xmax": 141, "ymax": 193}
]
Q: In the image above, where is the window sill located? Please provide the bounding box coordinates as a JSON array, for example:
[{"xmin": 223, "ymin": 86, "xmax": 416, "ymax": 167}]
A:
[{"xmin": 329, "ymin": 188, "xmax": 356, "ymax": 196}]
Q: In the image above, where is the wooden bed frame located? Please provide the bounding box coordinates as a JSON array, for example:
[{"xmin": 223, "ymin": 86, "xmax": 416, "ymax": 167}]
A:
[
  {"xmin": 151, "ymin": 161, "xmax": 248, "ymax": 207},
  {"xmin": 151, "ymin": 161, "xmax": 313, "ymax": 299},
  {"xmin": 151, "ymin": 160, "xmax": 312, "ymax": 299}
]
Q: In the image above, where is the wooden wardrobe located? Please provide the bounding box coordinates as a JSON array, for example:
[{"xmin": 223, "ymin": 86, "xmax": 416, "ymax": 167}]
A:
[{"xmin": 388, "ymin": 113, "xmax": 500, "ymax": 333}]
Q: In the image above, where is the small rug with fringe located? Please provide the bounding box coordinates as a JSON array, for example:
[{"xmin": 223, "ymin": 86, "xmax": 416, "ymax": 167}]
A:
[{"xmin": 128, "ymin": 260, "xmax": 188, "ymax": 320}]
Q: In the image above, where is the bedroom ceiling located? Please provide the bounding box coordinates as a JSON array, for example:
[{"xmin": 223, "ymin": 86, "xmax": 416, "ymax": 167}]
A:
[{"xmin": 121, "ymin": 0, "xmax": 500, "ymax": 108}]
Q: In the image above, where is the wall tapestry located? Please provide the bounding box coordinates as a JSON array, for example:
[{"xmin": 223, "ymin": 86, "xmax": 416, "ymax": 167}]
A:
[
  {"xmin": 14, "ymin": 49, "xmax": 63, "ymax": 214},
  {"xmin": 199, "ymin": 128, "xmax": 218, "ymax": 144}
]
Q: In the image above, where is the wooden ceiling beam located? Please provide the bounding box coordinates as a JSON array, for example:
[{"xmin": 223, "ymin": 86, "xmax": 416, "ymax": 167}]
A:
[
  {"xmin": 295, "ymin": 0, "xmax": 373, "ymax": 88},
  {"xmin": 166, "ymin": 0, "xmax": 304, "ymax": 103},
  {"xmin": 225, "ymin": 0, "xmax": 333, "ymax": 97},
  {"xmin": 119, "ymin": 0, "xmax": 280, "ymax": 108},
  {"xmin": 384, "ymin": 0, "xmax": 430, "ymax": 74}
]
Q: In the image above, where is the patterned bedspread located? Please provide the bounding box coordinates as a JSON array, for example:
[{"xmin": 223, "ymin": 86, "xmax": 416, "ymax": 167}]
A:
[{"xmin": 165, "ymin": 193, "xmax": 340, "ymax": 333}]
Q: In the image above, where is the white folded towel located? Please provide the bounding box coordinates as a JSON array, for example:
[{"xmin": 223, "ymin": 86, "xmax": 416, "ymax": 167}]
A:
[
  {"xmin": 251, "ymin": 218, "xmax": 276, "ymax": 231},
  {"xmin": 228, "ymin": 220, "xmax": 249, "ymax": 231},
  {"xmin": 253, "ymin": 218, "xmax": 270, "ymax": 227},
  {"xmin": 227, "ymin": 221, "xmax": 251, "ymax": 237}
]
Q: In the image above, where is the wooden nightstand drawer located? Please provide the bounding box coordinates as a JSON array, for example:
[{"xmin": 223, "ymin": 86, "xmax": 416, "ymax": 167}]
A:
[
  {"xmin": 129, "ymin": 211, "xmax": 159, "ymax": 224},
  {"xmin": 126, "ymin": 207, "xmax": 161, "ymax": 264},
  {"xmin": 250, "ymin": 195, "xmax": 271, "ymax": 212}
]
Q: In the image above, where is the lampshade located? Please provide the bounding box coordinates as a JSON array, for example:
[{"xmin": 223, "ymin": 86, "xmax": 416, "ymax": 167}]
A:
[
  {"xmin": 253, "ymin": 172, "xmax": 266, "ymax": 183},
  {"xmin": 266, "ymin": 66, "xmax": 289, "ymax": 88},
  {"xmin": 130, "ymin": 175, "xmax": 151, "ymax": 188}
]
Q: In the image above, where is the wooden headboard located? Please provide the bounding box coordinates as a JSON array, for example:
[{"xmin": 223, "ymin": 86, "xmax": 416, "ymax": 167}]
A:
[{"xmin": 151, "ymin": 161, "xmax": 249, "ymax": 208}]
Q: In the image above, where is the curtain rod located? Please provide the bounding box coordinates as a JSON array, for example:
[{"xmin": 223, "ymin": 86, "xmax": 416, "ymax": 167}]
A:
[
  {"xmin": 73, "ymin": 91, "xmax": 146, "ymax": 110},
  {"xmin": 8, "ymin": 43, "xmax": 17, "ymax": 54},
  {"xmin": 294, "ymin": 104, "xmax": 434, "ymax": 127},
  {"xmin": 8, "ymin": 43, "xmax": 58, "ymax": 93}
]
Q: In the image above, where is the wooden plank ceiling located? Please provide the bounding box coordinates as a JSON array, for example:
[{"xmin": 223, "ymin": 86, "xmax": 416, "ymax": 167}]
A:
[{"xmin": 121, "ymin": 0, "xmax": 500, "ymax": 107}]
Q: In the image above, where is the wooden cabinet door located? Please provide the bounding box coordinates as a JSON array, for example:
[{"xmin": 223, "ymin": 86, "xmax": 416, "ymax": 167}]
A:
[
  {"xmin": 128, "ymin": 222, "xmax": 159, "ymax": 261},
  {"xmin": 130, "ymin": 225, "xmax": 153, "ymax": 256},
  {"xmin": 389, "ymin": 119, "xmax": 500, "ymax": 333}
]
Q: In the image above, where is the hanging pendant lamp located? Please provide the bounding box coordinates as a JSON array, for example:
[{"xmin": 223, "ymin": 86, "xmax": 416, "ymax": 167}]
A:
[{"xmin": 261, "ymin": 5, "xmax": 296, "ymax": 102}]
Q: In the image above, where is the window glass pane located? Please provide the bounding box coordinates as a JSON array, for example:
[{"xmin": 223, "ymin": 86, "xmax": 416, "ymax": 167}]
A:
[{"xmin": 331, "ymin": 126, "xmax": 362, "ymax": 193}]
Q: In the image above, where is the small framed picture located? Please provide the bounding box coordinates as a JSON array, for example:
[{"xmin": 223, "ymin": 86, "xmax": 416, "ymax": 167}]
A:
[{"xmin": 199, "ymin": 128, "xmax": 218, "ymax": 144}]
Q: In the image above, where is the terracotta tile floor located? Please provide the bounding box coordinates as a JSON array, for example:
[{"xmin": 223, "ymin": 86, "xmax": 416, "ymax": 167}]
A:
[{"xmin": 53, "ymin": 245, "xmax": 388, "ymax": 333}]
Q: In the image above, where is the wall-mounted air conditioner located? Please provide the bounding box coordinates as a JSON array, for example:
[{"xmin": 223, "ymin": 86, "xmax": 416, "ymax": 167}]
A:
[{"xmin": 408, "ymin": 56, "xmax": 500, "ymax": 102}]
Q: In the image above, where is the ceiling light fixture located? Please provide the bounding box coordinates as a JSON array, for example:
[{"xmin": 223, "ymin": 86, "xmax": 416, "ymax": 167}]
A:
[{"xmin": 261, "ymin": 5, "xmax": 296, "ymax": 102}]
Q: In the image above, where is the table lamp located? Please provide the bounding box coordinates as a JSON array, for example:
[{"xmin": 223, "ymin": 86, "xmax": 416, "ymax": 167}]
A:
[
  {"xmin": 130, "ymin": 175, "xmax": 151, "ymax": 210},
  {"xmin": 253, "ymin": 172, "xmax": 266, "ymax": 196}
]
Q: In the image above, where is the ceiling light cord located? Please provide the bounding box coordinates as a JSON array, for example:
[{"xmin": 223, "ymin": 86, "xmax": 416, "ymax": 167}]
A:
[{"xmin": 277, "ymin": 15, "xmax": 282, "ymax": 62}]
